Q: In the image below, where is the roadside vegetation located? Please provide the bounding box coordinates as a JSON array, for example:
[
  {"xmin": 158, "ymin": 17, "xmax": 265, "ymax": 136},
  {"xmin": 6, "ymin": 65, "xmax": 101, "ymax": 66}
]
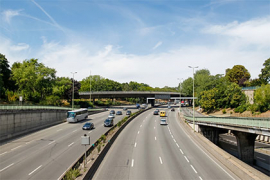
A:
[{"xmin": 179, "ymin": 59, "xmax": 270, "ymax": 114}]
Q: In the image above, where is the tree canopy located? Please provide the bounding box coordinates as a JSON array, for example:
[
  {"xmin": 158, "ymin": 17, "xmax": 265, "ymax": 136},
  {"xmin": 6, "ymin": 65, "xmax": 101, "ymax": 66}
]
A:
[
  {"xmin": 259, "ymin": 58, "xmax": 270, "ymax": 84},
  {"xmin": 226, "ymin": 65, "xmax": 251, "ymax": 86}
]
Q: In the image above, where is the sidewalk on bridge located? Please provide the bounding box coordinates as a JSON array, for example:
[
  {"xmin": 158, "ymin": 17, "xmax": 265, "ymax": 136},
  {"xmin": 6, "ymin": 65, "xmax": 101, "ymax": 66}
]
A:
[{"xmin": 178, "ymin": 111, "xmax": 269, "ymax": 180}]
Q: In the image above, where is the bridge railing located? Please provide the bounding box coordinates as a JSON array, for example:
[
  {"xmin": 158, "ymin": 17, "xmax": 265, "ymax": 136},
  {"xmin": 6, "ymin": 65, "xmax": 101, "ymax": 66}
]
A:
[{"xmin": 184, "ymin": 115, "xmax": 270, "ymax": 129}]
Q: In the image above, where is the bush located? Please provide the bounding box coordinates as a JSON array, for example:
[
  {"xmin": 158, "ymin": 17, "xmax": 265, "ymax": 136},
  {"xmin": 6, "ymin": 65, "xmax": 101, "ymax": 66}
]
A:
[
  {"xmin": 64, "ymin": 168, "xmax": 80, "ymax": 180},
  {"xmin": 222, "ymin": 109, "xmax": 226, "ymax": 114},
  {"xmin": 101, "ymin": 134, "xmax": 106, "ymax": 143},
  {"xmin": 234, "ymin": 104, "xmax": 247, "ymax": 113}
]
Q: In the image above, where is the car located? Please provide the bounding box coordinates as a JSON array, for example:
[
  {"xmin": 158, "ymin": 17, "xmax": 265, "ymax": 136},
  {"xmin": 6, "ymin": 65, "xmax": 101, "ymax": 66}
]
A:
[
  {"xmin": 171, "ymin": 108, "xmax": 175, "ymax": 111},
  {"xmin": 82, "ymin": 122, "xmax": 94, "ymax": 130},
  {"xmin": 153, "ymin": 110, "xmax": 159, "ymax": 115},
  {"xmin": 168, "ymin": 106, "xmax": 171, "ymax": 109},
  {"xmin": 126, "ymin": 110, "xmax": 132, "ymax": 115},
  {"xmin": 160, "ymin": 119, "xmax": 167, "ymax": 125},
  {"xmin": 110, "ymin": 110, "xmax": 115, "ymax": 114},
  {"xmin": 155, "ymin": 109, "xmax": 159, "ymax": 112},
  {"xmin": 123, "ymin": 107, "xmax": 128, "ymax": 111},
  {"xmin": 108, "ymin": 113, "xmax": 115, "ymax": 118},
  {"xmin": 104, "ymin": 118, "xmax": 114, "ymax": 127},
  {"xmin": 116, "ymin": 111, "xmax": 122, "ymax": 115}
]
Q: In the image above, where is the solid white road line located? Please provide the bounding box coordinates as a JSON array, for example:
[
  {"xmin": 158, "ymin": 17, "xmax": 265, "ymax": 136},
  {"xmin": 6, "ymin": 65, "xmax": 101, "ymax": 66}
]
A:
[
  {"xmin": 134, "ymin": 143, "xmax": 137, "ymax": 147},
  {"xmin": 11, "ymin": 145, "xmax": 22, "ymax": 151},
  {"xmin": 184, "ymin": 156, "xmax": 189, "ymax": 163},
  {"xmin": 199, "ymin": 176, "xmax": 203, "ymax": 180},
  {"xmin": 68, "ymin": 142, "xmax": 74, "ymax": 147},
  {"xmin": 48, "ymin": 141, "xmax": 55, "ymax": 145},
  {"xmin": 0, "ymin": 152, "xmax": 7, "ymax": 156},
  {"xmin": 159, "ymin": 157, "xmax": 163, "ymax": 164},
  {"xmin": 131, "ymin": 159, "xmax": 134, "ymax": 167},
  {"xmin": 29, "ymin": 165, "xmax": 42, "ymax": 175},
  {"xmin": 180, "ymin": 149, "xmax": 184, "ymax": 154},
  {"xmin": 191, "ymin": 165, "xmax": 197, "ymax": 173},
  {"xmin": 0, "ymin": 163, "xmax": 14, "ymax": 172}
]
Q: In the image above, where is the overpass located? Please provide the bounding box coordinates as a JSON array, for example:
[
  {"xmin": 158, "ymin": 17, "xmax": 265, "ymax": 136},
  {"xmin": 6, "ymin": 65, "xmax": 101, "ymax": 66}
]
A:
[
  {"xmin": 183, "ymin": 112, "xmax": 270, "ymax": 165},
  {"xmin": 79, "ymin": 91, "xmax": 195, "ymax": 106}
]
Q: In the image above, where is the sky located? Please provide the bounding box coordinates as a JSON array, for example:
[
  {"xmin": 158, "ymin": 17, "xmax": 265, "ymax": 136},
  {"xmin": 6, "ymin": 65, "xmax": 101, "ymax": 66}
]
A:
[{"xmin": 0, "ymin": 0, "xmax": 270, "ymax": 88}]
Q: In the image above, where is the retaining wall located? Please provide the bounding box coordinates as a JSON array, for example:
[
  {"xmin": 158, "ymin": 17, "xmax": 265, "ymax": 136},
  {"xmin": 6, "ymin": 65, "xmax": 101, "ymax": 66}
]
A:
[{"xmin": 0, "ymin": 109, "xmax": 67, "ymax": 142}]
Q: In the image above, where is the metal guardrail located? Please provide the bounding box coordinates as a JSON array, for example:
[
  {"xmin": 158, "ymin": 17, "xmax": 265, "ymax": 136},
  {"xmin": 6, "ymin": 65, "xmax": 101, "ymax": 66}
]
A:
[
  {"xmin": 79, "ymin": 91, "xmax": 180, "ymax": 95},
  {"xmin": 0, "ymin": 105, "xmax": 72, "ymax": 110},
  {"xmin": 184, "ymin": 115, "xmax": 270, "ymax": 129}
]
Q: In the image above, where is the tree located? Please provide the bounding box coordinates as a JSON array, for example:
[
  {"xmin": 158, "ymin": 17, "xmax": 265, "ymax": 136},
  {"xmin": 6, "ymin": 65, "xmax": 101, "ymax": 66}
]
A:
[
  {"xmin": 259, "ymin": 58, "xmax": 270, "ymax": 84},
  {"xmin": 0, "ymin": 54, "xmax": 16, "ymax": 99},
  {"xmin": 181, "ymin": 78, "xmax": 193, "ymax": 96},
  {"xmin": 199, "ymin": 88, "xmax": 219, "ymax": 113},
  {"xmin": 64, "ymin": 79, "xmax": 81, "ymax": 102},
  {"xmin": 224, "ymin": 83, "xmax": 246, "ymax": 108},
  {"xmin": 253, "ymin": 84, "xmax": 270, "ymax": 112},
  {"xmin": 11, "ymin": 59, "xmax": 56, "ymax": 102},
  {"xmin": 225, "ymin": 65, "xmax": 251, "ymax": 86}
]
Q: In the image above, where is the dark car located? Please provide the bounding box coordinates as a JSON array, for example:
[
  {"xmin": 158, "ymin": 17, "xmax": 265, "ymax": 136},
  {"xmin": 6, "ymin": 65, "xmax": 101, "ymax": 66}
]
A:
[
  {"xmin": 110, "ymin": 110, "xmax": 115, "ymax": 114},
  {"xmin": 126, "ymin": 110, "xmax": 132, "ymax": 115},
  {"xmin": 82, "ymin": 122, "xmax": 94, "ymax": 130},
  {"xmin": 123, "ymin": 107, "xmax": 128, "ymax": 111},
  {"xmin": 116, "ymin": 111, "xmax": 122, "ymax": 115},
  {"xmin": 104, "ymin": 118, "xmax": 114, "ymax": 127},
  {"xmin": 153, "ymin": 110, "xmax": 159, "ymax": 115},
  {"xmin": 171, "ymin": 108, "xmax": 175, "ymax": 111}
]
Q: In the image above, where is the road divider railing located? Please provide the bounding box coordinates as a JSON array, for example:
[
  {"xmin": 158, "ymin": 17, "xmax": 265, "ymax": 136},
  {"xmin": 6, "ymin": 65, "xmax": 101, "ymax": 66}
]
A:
[
  {"xmin": 184, "ymin": 115, "xmax": 270, "ymax": 129},
  {"xmin": 60, "ymin": 107, "xmax": 152, "ymax": 180}
]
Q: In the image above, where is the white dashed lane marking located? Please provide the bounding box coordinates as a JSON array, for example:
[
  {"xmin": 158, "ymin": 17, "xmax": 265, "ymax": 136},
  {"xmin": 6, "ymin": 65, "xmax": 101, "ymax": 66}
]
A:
[
  {"xmin": 0, "ymin": 163, "xmax": 14, "ymax": 172},
  {"xmin": 29, "ymin": 165, "xmax": 42, "ymax": 175}
]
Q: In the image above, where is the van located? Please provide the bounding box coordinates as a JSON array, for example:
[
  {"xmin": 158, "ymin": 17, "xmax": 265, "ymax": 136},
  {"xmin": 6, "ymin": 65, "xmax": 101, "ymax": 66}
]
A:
[{"xmin": 160, "ymin": 111, "xmax": 166, "ymax": 117}]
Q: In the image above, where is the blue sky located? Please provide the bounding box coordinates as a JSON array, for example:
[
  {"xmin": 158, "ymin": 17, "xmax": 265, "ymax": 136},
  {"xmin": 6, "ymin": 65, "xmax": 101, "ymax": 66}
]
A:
[{"xmin": 1, "ymin": 0, "xmax": 270, "ymax": 87}]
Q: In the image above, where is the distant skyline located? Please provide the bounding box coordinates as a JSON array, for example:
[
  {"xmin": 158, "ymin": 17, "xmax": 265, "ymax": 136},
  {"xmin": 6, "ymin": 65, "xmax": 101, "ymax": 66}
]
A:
[{"xmin": 1, "ymin": 0, "xmax": 269, "ymax": 87}]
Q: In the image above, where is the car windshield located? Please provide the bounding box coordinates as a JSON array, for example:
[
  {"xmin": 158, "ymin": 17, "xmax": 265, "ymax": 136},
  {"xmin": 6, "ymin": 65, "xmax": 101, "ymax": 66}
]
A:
[{"xmin": 105, "ymin": 119, "xmax": 110, "ymax": 123}]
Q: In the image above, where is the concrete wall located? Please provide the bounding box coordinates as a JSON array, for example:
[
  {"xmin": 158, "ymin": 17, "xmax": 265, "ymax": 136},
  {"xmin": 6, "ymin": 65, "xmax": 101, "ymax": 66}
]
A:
[
  {"xmin": 242, "ymin": 90, "xmax": 254, "ymax": 104},
  {"xmin": 0, "ymin": 109, "xmax": 67, "ymax": 142}
]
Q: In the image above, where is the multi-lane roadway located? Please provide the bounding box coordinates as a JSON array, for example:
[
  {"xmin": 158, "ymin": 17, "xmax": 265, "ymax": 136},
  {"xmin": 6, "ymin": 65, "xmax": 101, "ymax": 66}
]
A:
[
  {"xmin": 0, "ymin": 108, "xmax": 137, "ymax": 180},
  {"xmin": 94, "ymin": 107, "xmax": 240, "ymax": 179}
]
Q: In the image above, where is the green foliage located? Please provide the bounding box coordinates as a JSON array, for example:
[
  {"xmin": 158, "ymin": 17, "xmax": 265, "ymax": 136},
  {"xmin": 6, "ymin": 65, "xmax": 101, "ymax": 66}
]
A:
[
  {"xmin": 101, "ymin": 134, "xmax": 106, "ymax": 143},
  {"xmin": 74, "ymin": 100, "xmax": 93, "ymax": 108},
  {"xmin": 181, "ymin": 78, "xmax": 193, "ymax": 96},
  {"xmin": 97, "ymin": 144, "xmax": 101, "ymax": 153},
  {"xmin": 259, "ymin": 58, "xmax": 270, "ymax": 84},
  {"xmin": 224, "ymin": 83, "xmax": 246, "ymax": 108},
  {"xmin": 11, "ymin": 59, "xmax": 56, "ymax": 103},
  {"xmin": 40, "ymin": 95, "xmax": 61, "ymax": 106},
  {"xmin": 199, "ymin": 88, "xmax": 218, "ymax": 113},
  {"xmin": 234, "ymin": 104, "xmax": 248, "ymax": 113},
  {"xmin": 253, "ymin": 84, "xmax": 270, "ymax": 112},
  {"xmin": 222, "ymin": 109, "xmax": 226, "ymax": 114},
  {"xmin": 63, "ymin": 168, "xmax": 80, "ymax": 180},
  {"xmin": 117, "ymin": 121, "xmax": 122, "ymax": 127},
  {"xmin": 225, "ymin": 65, "xmax": 251, "ymax": 86}
]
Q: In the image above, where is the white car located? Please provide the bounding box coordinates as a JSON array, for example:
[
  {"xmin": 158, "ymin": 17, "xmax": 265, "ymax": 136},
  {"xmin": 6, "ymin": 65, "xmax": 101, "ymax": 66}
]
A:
[
  {"xmin": 108, "ymin": 113, "xmax": 115, "ymax": 119},
  {"xmin": 160, "ymin": 119, "xmax": 167, "ymax": 125}
]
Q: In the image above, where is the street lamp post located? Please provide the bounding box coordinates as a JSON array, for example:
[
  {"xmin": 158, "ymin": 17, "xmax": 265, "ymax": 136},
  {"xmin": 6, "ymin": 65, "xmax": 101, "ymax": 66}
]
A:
[
  {"xmin": 177, "ymin": 78, "xmax": 183, "ymax": 114},
  {"xmin": 71, "ymin": 72, "xmax": 77, "ymax": 110},
  {"xmin": 89, "ymin": 70, "xmax": 91, "ymax": 104},
  {"xmin": 188, "ymin": 66, "xmax": 198, "ymax": 131}
]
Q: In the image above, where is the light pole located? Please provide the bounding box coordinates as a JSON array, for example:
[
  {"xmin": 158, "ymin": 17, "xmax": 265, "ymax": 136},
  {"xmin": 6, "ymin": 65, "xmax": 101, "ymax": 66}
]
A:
[
  {"xmin": 188, "ymin": 66, "xmax": 198, "ymax": 131},
  {"xmin": 71, "ymin": 72, "xmax": 77, "ymax": 110},
  {"xmin": 89, "ymin": 70, "xmax": 91, "ymax": 105},
  {"xmin": 177, "ymin": 78, "xmax": 183, "ymax": 114}
]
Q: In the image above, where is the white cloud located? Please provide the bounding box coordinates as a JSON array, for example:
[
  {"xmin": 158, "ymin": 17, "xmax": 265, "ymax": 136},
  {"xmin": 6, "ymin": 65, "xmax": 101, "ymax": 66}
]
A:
[
  {"xmin": 152, "ymin": 41, "xmax": 163, "ymax": 50},
  {"xmin": 202, "ymin": 16, "xmax": 270, "ymax": 47},
  {"xmin": 2, "ymin": 10, "xmax": 21, "ymax": 23},
  {"xmin": 10, "ymin": 43, "xmax": 30, "ymax": 51}
]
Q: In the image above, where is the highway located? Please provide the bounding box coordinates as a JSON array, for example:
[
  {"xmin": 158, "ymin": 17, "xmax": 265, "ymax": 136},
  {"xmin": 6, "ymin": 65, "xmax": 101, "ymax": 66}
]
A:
[
  {"xmin": 94, "ymin": 107, "xmax": 240, "ymax": 180},
  {"xmin": 0, "ymin": 108, "xmax": 137, "ymax": 180}
]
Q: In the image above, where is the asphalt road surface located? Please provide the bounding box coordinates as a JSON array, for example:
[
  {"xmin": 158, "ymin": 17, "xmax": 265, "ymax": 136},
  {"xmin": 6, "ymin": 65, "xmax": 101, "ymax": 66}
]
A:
[
  {"xmin": 0, "ymin": 108, "xmax": 137, "ymax": 180},
  {"xmin": 93, "ymin": 107, "xmax": 240, "ymax": 180}
]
